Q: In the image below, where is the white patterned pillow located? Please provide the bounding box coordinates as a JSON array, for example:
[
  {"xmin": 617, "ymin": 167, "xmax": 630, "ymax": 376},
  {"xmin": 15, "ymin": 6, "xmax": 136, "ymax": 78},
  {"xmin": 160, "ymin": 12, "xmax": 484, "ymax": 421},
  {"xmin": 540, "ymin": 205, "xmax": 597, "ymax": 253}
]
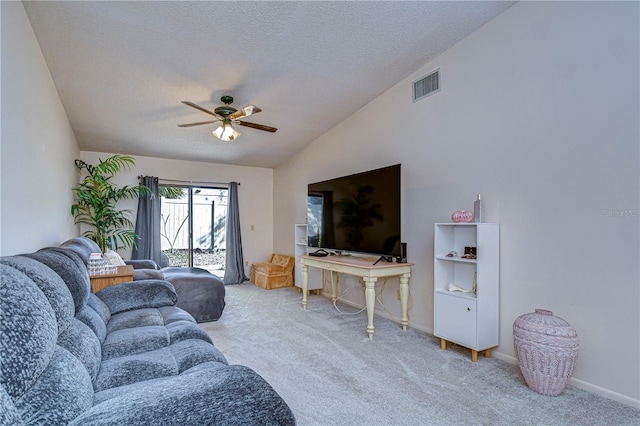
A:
[{"xmin": 104, "ymin": 249, "xmax": 126, "ymax": 266}]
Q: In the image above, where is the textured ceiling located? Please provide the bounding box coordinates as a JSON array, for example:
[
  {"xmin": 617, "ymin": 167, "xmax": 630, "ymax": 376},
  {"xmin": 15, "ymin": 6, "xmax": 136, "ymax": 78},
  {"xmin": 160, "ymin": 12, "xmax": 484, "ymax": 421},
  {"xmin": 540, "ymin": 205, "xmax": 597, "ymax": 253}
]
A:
[{"xmin": 24, "ymin": 1, "xmax": 514, "ymax": 168}]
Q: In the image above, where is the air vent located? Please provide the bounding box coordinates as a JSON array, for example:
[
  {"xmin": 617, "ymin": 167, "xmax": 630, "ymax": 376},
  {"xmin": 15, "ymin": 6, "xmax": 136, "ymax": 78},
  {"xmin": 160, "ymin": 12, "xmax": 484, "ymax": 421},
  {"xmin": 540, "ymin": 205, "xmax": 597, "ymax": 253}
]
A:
[{"xmin": 413, "ymin": 69, "xmax": 440, "ymax": 102}]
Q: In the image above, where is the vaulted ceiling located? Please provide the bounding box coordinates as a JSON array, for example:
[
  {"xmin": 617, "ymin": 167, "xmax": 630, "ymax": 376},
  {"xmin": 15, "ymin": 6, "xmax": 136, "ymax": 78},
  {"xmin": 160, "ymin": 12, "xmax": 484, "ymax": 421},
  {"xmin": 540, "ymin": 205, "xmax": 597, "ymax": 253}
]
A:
[{"xmin": 24, "ymin": 1, "xmax": 514, "ymax": 168}]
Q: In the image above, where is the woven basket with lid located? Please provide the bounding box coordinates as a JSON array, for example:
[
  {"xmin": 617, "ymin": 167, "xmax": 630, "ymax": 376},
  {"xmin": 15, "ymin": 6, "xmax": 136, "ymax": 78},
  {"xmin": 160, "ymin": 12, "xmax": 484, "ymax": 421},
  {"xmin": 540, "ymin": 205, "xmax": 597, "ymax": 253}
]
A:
[{"xmin": 513, "ymin": 309, "xmax": 579, "ymax": 396}]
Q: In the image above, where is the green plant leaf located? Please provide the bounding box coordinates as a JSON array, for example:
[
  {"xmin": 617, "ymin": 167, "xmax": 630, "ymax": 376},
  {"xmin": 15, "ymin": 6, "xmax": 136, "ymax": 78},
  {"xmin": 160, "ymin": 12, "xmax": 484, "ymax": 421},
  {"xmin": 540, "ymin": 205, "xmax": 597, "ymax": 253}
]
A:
[{"xmin": 71, "ymin": 154, "xmax": 150, "ymax": 252}]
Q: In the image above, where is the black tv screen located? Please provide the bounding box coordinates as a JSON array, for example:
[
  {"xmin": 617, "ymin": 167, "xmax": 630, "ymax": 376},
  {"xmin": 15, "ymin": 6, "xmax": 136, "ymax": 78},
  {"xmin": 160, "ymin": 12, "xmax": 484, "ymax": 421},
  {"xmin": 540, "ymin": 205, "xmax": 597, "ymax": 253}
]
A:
[{"xmin": 307, "ymin": 164, "xmax": 401, "ymax": 256}]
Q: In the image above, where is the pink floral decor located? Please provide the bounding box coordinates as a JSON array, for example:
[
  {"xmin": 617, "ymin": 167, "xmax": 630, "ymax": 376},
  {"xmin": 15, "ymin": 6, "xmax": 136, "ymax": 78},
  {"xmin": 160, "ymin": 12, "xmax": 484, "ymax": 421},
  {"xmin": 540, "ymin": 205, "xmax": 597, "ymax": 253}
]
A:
[{"xmin": 451, "ymin": 210, "xmax": 473, "ymax": 223}]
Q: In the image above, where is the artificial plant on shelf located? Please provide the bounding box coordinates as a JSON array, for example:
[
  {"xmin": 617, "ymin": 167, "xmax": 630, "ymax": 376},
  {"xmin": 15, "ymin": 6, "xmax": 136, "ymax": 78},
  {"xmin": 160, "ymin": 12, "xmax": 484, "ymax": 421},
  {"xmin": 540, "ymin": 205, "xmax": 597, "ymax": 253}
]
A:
[{"xmin": 71, "ymin": 154, "xmax": 151, "ymax": 252}]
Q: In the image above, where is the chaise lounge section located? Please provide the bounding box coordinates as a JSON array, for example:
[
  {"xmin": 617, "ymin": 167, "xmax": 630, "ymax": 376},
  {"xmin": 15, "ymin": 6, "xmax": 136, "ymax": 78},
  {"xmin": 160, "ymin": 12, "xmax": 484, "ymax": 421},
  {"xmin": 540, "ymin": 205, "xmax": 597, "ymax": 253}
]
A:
[
  {"xmin": 0, "ymin": 246, "xmax": 295, "ymax": 425},
  {"xmin": 59, "ymin": 237, "xmax": 226, "ymax": 322}
]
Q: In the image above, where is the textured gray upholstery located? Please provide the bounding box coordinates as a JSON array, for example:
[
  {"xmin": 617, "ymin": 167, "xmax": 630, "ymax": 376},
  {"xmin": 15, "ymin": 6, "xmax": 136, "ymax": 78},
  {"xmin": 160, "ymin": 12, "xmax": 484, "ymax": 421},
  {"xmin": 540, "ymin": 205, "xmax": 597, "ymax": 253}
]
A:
[
  {"xmin": 132, "ymin": 268, "xmax": 165, "ymax": 280},
  {"xmin": 0, "ymin": 247, "xmax": 295, "ymax": 425},
  {"xmin": 162, "ymin": 266, "xmax": 226, "ymax": 322},
  {"xmin": 125, "ymin": 259, "xmax": 160, "ymax": 270},
  {"xmin": 58, "ymin": 237, "xmax": 102, "ymax": 266},
  {"xmin": 96, "ymin": 280, "xmax": 177, "ymax": 315}
]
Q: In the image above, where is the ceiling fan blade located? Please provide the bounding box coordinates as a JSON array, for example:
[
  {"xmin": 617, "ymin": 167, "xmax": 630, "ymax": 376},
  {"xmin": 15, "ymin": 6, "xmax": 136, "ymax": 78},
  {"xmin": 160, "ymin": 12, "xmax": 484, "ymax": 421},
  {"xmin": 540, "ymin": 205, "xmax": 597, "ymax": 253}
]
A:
[
  {"xmin": 177, "ymin": 120, "xmax": 220, "ymax": 128},
  {"xmin": 181, "ymin": 101, "xmax": 222, "ymax": 119},
  {"xmin": 228, "ymin": 105, "xmax": 262, "ymax": 120},
  {"xmin": 237, "ymin": 121, "xmax": 278, "ymax": 133}
]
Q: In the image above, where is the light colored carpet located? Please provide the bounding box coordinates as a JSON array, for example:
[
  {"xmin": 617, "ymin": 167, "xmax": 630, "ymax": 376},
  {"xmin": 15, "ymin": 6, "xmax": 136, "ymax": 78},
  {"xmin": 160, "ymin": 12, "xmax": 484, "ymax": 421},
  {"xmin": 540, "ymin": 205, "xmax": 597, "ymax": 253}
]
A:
[{"xmin": 200, "ymin": 283, "xmax": 640, "ymax": 426}]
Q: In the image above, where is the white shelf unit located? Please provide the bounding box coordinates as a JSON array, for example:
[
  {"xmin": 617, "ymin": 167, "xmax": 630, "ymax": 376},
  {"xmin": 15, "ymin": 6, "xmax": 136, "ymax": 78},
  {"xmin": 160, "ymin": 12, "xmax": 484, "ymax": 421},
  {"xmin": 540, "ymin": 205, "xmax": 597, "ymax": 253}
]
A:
[
  {"xmin": 433, "ymin": 223, "xmax": 499, "ymax": 362},
  {"xmin": 294, "ymin": 224, "xmax": 322, "ymax": 292}
]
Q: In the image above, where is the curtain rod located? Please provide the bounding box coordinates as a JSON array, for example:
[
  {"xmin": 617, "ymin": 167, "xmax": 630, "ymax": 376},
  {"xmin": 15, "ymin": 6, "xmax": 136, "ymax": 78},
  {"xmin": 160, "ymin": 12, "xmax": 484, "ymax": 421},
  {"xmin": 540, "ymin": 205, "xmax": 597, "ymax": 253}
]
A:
[{"xmin": 138, "ymin": 176, "xmax": 239, "ymax": 186}]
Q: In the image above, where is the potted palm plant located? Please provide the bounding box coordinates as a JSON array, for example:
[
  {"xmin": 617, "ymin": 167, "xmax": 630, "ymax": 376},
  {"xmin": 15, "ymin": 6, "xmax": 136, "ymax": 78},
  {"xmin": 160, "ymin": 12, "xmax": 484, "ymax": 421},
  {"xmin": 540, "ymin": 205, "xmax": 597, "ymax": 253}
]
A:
[{"xmin": 71, "ymin": 154, "xmax": 151, "ymax": 252}]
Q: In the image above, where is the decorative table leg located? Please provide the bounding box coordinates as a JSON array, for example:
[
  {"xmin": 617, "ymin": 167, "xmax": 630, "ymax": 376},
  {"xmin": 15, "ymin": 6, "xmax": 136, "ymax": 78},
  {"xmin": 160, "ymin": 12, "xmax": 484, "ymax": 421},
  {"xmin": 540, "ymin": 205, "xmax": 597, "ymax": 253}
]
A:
[
  {"xmin": 364, "ymin": 277, "xmax": 377, "ymax": 339},
  {"xmin": 331, "ymin": 271, "xmax": 338, "ymax": 302},
  {"xmin": 301, "ymin": 264, "xmax": 308, "ymax": 310},
  {"xmin": 399, "ymin": 273, "xmax": 410, "ymax": 331}
]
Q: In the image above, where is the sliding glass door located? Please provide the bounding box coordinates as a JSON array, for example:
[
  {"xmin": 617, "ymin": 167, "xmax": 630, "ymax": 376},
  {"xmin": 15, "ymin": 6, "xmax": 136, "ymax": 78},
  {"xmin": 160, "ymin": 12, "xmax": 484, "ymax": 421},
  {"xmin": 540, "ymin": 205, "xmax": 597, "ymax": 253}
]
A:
[{"xmin": 160, "ymin": 185, "xmax": 228, "ymax": 278}]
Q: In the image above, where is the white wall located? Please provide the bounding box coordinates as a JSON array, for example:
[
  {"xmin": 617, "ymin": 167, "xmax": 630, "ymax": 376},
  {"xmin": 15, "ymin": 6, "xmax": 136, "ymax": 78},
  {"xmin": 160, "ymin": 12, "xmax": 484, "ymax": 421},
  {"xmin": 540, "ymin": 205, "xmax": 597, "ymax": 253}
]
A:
[
  {"xmin": 274, "ymin": 1, "xmax": 639, "ymax": 406},
  {"xmin": 0, "ymin": 2, "xmax": 79, "ymax": 255},
  {"xmin": 80, "ymin": 152, "xmax": 273, "ymax": 276}
]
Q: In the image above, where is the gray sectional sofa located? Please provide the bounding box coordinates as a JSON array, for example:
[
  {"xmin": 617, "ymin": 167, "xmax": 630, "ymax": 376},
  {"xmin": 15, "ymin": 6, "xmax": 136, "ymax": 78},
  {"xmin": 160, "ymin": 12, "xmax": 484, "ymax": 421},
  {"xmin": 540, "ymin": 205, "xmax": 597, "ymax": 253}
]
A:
[{"xmin": 0, "ymin": 246, "xmax": 295, "ymax": 425}]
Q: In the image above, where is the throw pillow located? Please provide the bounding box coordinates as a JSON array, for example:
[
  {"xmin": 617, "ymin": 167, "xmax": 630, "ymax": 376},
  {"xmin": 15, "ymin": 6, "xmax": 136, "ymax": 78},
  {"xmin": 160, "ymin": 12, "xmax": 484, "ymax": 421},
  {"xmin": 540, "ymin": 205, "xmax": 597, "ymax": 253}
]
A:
[{"xmin": 104, "ymin": 249, "xmax": 126, "ymax": 266}]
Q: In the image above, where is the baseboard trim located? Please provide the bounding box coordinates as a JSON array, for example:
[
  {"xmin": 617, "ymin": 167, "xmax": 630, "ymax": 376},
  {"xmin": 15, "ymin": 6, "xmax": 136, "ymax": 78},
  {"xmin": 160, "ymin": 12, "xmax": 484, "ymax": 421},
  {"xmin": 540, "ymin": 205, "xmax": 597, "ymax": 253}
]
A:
[
  {"xmin": 319, "ymin": 291, "xmax": 640, "ymax": 409},
  {"xmin": 570, "ymin": 377, "xmax": 640, "ymax": 409},
  {"xmin": 488, "ymin": 351, "xmax": 640, "ymax": 408}
]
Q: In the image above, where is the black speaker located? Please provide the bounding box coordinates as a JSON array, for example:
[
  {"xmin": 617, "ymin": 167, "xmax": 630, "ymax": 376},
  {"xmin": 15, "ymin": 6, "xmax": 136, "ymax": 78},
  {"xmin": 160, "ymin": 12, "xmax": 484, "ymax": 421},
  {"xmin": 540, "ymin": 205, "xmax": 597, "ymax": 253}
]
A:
[{"xmin": 396, "ymin": 242, "xmax": 407, "ymax": 263}]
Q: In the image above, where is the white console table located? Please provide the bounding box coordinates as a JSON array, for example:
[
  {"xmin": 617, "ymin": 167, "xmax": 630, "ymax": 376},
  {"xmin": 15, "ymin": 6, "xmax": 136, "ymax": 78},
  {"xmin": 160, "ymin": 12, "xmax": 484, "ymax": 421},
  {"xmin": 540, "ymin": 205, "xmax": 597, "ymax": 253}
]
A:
[{"xmin": 299, "ymin": 255, "xmax": 413, "ymax": 339}]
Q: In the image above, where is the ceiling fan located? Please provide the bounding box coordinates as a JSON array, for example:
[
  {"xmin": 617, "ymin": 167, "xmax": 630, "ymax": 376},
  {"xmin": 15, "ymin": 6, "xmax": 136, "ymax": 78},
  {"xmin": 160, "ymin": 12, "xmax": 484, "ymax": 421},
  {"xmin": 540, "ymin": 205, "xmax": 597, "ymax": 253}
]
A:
[{"xmin": 178, "ymin": 96, "xmax": 277, "ymax": 141}]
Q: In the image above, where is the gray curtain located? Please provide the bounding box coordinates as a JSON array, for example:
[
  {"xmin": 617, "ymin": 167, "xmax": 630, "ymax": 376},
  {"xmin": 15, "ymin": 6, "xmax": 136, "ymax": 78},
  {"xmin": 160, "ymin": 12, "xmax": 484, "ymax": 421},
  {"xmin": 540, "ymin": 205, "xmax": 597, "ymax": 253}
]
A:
[
  {"xmin": 131, "ymin": 176, "xmax": 162, "ymax": 266},
  {"xmin": 223, "ymin": 182, "xmax": 247, "ymax": 285}
]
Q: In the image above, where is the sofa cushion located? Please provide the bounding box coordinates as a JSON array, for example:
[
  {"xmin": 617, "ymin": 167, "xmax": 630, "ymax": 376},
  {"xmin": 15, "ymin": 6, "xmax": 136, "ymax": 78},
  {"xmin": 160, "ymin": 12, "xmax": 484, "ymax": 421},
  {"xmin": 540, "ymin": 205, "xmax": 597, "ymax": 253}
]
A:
[
  {"xmin": 94, "ymin": 347, "xmax": 178, "ymax": 391},
  {"xmin": 126, "ymin": 259, "xmax": 160, "ymax": 270},
  {"xmin": 0, "ymin": 255, "xmax": 75, "ymax": 334},
  {"xmin": 166, "ymin": 320, "xmax": 212, "ymax": 344},
  {"xmin": 94, "ymin": 330, "xmax": 227, "ymax": 392},
  {"xmin": 133, "ymin": 269, "xmax": 165, "ymax": 281},
  {"xmin": 87, "ymin": 293, "xmax": 111, "ymax": 324},
  {"xmin": 103, "ymin": 307, "xmax": 213, "ymax": 358},
  {"xmin": 169, "ymin": 339, "xmax": 227, "ymax": 372},
  {"xmin": 14, "ymin": 346, "xmax": 93, "ymax": 425},
  {"xmin": 102, "ymin": 326, "xmax": 170, "ymax": 360},
  {"xmin": 0, "ymin": 265, "xmax": 59, "ymax": 399},
  {"xmin": 59, "ymin": 237, "xmax": 102, "ymax": 266},
  {"xmin": 58, "ymin": 319, "xmax": 102, "ymax": 382},
  {"xmin": 158, "ymin": 305, "xmax": 197, "ymax": 324},
  {"xmin": 0, "ymin": 385, "xmax": 25, "ymax": 426},
  {"xmin": 77, "ymin": 304, "xmax": 108, "ymax": 343},
  {"xmin": 25, "ymin": 249, "xmax": 91, "ymax": 315},
  {"xmin": 107, "ymin": 308, "xmax": 165, "ymax": 333},
  {"xmin": 97, "ymin": 280, "xmax": 177, "ymax": 315},
  {"xmin": 75, "ymin": 363, "xmax": 295, "ymax": 426}
]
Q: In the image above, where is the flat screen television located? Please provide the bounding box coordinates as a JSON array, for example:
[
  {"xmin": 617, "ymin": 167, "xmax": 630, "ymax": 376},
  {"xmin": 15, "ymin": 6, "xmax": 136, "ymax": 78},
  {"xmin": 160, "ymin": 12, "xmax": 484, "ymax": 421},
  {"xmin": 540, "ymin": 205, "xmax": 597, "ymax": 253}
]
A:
[{"xmin": 307, "ymin": 164, "xmax": 401, "ymax": 257}]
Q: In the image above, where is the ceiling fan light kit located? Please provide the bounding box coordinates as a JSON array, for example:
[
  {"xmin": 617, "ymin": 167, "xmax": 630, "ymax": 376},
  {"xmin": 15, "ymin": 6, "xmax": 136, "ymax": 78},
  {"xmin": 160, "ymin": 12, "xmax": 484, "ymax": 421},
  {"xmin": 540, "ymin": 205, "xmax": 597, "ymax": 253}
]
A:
[
  {"xmin": 179, "ymin": 96, "xmax": 276, "ymax": 141},
  {"xmin": 213, "ymin": 120, "xmax": 241, "ymax": 142}
]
